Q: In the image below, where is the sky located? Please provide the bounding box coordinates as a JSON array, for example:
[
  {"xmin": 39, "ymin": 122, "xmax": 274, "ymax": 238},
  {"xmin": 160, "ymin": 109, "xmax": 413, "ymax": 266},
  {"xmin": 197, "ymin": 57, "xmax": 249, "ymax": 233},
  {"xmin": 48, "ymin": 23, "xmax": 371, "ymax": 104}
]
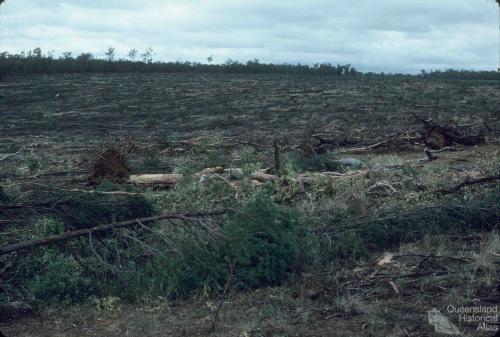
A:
[{"xmin": 0, "ymin": 0, "xmax": 498, "ymax": 73}]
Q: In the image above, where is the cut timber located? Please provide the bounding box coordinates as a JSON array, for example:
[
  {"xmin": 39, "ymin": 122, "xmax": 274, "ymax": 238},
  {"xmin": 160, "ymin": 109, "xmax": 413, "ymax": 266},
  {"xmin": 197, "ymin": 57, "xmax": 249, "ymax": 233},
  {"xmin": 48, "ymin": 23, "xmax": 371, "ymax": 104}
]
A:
[
  {"xmin": 129, "ymin": 174, "xmax": 182, "ymax": 186},
  {"xmin": 252, "ymin": 171, "xmax": 277, "ymax": 182},
  {"xmin": 128, "ymin": 169, "xmax": 367, "ymax": 186},
  {"xmin": 196, "ymin": 166, "xmax": 224, "ymax": 176},
  {"xmin": 128, "ymin": 168, "xmax": 277, "ymax": 186}
]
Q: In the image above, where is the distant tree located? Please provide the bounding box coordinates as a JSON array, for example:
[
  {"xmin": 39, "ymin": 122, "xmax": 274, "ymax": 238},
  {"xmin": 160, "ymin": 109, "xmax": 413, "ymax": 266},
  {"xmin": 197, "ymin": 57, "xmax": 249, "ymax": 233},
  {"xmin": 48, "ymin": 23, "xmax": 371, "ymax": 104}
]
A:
[
  {"xmin": 128, "ymin": 48, "xmax": 138, "ymax": 61},
  {"xmin": 76, "ymin": 53, "xmax": 93, "ymax": 63},
  {"xmin": 62, "ymin": 51, "xmax": 73, "ymax": 59},
  {"xmin": 141, "ymin": 47, "xmax": 154, "ymax": 63},
  {"xmin": 105, "ymin": 47, "xmax": 115, "ymax": 61},
  {"xmin": 32, "ymin": 47, "xmax": 42, "ymax": 58}
]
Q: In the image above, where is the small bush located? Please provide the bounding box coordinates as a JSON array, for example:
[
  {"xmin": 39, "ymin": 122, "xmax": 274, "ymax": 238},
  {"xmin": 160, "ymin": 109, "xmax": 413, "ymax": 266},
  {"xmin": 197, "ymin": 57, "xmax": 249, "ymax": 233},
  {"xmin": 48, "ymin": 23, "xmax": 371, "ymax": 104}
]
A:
[
  {"xmin": 135, "ymin": 192, "xmax": 308, "ymax": 299},
  {"xmin": 24, "ymin": 155, "xmax": 40, "ymax": 173},
  {"xmin": 178, "ymin": 192, "xmax": 306, "ymax": 295},
  {"xmin": 29, "ymin": 254, "xmax": 93, "ymax": 304}
]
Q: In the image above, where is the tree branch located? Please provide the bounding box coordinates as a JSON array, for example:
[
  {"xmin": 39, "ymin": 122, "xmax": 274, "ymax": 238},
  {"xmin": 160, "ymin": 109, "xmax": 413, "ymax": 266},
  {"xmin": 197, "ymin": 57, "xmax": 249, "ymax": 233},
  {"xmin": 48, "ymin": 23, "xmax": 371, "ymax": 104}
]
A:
[
  {"xmin": 438, "ymin": 174, "xmax": 500, "ymax": 195},
  {"xmin": 0, "ymin": 209, "xmax": 231, "ymax": 255}
]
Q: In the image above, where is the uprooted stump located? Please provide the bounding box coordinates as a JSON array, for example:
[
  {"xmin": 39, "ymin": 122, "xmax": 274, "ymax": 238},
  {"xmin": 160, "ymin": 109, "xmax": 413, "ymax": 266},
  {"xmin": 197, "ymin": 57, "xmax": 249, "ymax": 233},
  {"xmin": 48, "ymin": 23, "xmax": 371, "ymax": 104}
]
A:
[
  {"xmin": 411, "ymin": 114, "xmax": 485, "ymax": 149},
  {"xmin": 88, "ymin": 148, "xmax": 131, "ymax": 185},
  {"xmin": 424, "ymin": 123, "xmax": 484, "ymax": 149}
]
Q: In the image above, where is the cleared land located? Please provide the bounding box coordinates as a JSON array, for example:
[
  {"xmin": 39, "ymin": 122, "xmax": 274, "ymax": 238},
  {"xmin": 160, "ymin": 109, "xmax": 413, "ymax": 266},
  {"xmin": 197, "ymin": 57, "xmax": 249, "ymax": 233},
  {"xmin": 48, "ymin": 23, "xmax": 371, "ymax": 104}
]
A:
[{"xmin": 0, "ymin": 73, "xmax": 499, "ymax": 337}]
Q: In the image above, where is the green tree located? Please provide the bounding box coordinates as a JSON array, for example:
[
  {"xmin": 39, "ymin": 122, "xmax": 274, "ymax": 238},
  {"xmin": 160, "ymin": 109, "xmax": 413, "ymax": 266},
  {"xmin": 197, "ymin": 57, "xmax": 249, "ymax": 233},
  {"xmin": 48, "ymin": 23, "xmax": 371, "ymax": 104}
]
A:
[
  {"xmin": 62, "ymin": 51, "xmax": 72, "ymax": 59},
  {"xmin": 76, "ymin": 52, "xmax": 93, "ymax": 63},
  {"xmin": 32, "ymin": 47, "xmax": 42, "ymax": 58},
  {"xmin": 105, "ymin": 47, "xmax": 115, "ymax": 61},
  {"xmin": 141, "ymin": 47, "xmax": 154, "ymax": 63},
  {"xmin": 128, "ymin": 48, "xmax": 138, "ymax": 61}
]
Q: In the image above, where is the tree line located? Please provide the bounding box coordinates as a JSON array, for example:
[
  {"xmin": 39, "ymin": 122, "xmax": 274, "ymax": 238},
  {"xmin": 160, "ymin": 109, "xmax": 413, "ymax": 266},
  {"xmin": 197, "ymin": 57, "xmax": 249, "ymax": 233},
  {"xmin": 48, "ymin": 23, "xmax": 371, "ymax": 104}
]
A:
[
  {"xmin": 0, "ymin": 47, "xmax": 498, "ymax": 80},
  {"xmin": 0, "ymin": 47, "xmax": 360, "ymax": 78}
]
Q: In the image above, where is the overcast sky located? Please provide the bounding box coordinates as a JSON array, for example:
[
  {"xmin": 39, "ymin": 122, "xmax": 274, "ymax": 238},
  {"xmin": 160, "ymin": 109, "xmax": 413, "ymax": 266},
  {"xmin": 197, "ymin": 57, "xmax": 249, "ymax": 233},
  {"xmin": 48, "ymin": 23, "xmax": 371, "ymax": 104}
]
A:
[{"xmin": 0, "ymin": 0, "xmax": 498, "ymax": 73}]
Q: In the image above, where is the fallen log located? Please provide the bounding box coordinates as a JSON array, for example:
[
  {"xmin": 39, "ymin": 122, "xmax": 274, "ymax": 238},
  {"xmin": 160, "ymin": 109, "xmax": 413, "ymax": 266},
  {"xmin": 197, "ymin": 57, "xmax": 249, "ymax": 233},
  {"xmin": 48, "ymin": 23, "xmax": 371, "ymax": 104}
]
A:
[
  {"xmin": 128, "ymin": 168, "xmax": 277, "ymax": 186},
  {"xmin": 0, "ymin": 209, "xmax": 231, "ymax": 255},
  {"xmin": 129, "ymin": 173, "xmax": 182, "ymax": 186},
  {"xmin": 252, "ymin": 171, "xmax": 277, "ymax": 183},
  {"xmin": 128, "ymin": 168, "xmax": 369, "ymax": 187}
]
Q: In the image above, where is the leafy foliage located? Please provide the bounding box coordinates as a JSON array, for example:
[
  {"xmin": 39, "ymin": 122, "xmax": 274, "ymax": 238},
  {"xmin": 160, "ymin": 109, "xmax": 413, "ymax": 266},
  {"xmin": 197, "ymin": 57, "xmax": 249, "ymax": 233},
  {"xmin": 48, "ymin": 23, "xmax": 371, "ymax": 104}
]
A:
[{"xmin": 29, "ymin": 254, "xmax": 93, "ymax": 304}]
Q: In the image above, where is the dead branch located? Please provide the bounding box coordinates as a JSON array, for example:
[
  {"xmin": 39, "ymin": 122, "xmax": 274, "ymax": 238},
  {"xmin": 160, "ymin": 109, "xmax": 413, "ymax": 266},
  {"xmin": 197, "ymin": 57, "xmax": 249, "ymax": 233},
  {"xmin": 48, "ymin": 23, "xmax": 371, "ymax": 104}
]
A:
[
  {"xmin": 27, "ymin": 182, "xmax": 143, "ymax": 196},
  {"xmin": 344, "ymin": 133, "xmax": 408, "ymax": 152},
  {"xmin": 0, "ymin": 202, "xmax": 55, "ymax": 211},
  {"xmin": 0, "ymin": 145, "xmax": 28, "ymax": 162},
  {"xmin": 0, "ymin": 209, "xmax": 231, "ymax": 255},
  {"xmin": 438, "ymin": 174, "xmax": 500, "ymax": 195},
  {"xmin": 296, "ymin": 169, "xmax": 369, "ymax": 184},
  {"xmin": 393, "ymin": 253, "xmax": 471, "ymax": 262}
]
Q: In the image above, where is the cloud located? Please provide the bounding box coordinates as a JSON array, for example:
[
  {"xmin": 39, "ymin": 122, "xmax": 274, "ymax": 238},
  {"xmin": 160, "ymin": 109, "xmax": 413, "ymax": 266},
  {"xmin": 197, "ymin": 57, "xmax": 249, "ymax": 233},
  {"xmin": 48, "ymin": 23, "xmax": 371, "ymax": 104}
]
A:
[{"xmin": 0, "ymin": 0, "xmax": 497, "ymax": 73}]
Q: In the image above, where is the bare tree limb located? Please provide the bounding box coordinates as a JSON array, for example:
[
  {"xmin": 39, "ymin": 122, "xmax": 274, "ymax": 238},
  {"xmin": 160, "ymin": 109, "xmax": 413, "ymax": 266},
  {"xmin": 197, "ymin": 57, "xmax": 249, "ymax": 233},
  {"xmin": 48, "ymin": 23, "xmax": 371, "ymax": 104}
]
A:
[
  {"xmin": 0, "ymin": 209, "xmax": 232, "ymax": 255},
  {"xmin": 438, "ymin": 174, "xmax": 500, "ymax": 195},
  {"xmin": 0, "ymin": 145, "xmax": 28, "ymax": 162}
]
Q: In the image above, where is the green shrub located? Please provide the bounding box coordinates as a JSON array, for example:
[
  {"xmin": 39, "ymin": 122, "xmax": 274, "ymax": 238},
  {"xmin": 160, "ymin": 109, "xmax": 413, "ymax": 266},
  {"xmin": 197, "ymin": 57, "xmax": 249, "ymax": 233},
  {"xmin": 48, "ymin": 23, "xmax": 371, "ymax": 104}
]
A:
[
  {"xmin": 222, "ymin": 193, "xmax": 304, "ymax": 288},
  {"xmin": 128, "ymin": 192, "xmax": 308, "ymax": 300},
  {"xmin": 24, "ymin": 155, "xmax": 40, "ymax": 173},
  {"xmin": 172, "ymin": 192, "xmax": 306, "ymax": 296},
  {"xmin": 29, "ymin": 254, "xmax": 93, "ymax": 304}
]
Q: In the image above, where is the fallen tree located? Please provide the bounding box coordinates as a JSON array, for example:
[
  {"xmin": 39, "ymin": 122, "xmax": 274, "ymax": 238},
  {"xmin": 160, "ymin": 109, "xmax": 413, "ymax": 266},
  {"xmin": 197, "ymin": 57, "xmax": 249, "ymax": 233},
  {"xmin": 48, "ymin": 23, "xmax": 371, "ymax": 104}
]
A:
[
  {"xmin": 0, "ymin": 209, "xmax": 231, "ymax": 255},
  {"xmin": 128, "ymin": 167, "xmax": 277, "ymax": 186}
]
